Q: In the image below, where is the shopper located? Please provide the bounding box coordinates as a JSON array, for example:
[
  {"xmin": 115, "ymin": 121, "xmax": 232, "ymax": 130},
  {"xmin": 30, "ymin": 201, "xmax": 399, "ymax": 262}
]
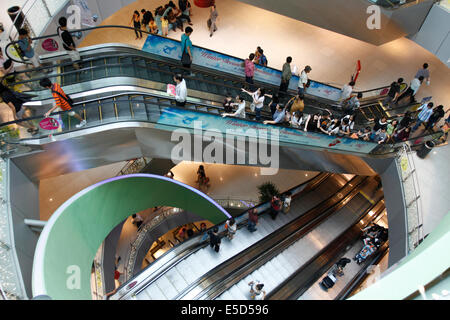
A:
[
  {"xmin": 286, "ymin": 94, "xmax": 305, "ymax": 115},
  {"xmin": 383, "ymin": 78, "xmax": 404, "ymax": 106},
  {"xmin": 208, "ymin": 4, "xmax": 218, "ymax": 37},
  {"xmin": 40, "ymin": 78, "xmax": 86, "ymax": 128},
  {"xmin": 208, "ymin": 227, "xmax": 221, "ymax": 252},
  {"xmin": 415, "ymin": 63, "xmax": 430, "ymax": 85},
  {"xmin": 248, "ymin": 280, "xmax": 266, "ymax": 300},
  {"xmin": 270, "ymin": 195, "xmax": 282, "ymax": 220},
  {"xmin": 268, "ymin": 94, "xmax": 279, "ymax": 116},
  {"xmin": 0, "ymin": 83, "xmax": 39, "ymax": 135},
  {"xmin": 57, "ymin": 17, "xmax": 81, "ymax": 69},
  {"xmin": 344, "ymin": 92, "xmax": 362, "ymax": 115},
  {"xmin": 298, "ymin": 65, "xmax": 312, "ymax": 96},
  {"xmin": 425, "ymin": 105, "xmax": 445, "ymax": 130},
  {"xmin": 412, "ymin": 102, "xmax": 434, "ymax": 132},
  {"xmin": 257, "ymin": 48, "xmax": 268, "ymax": 66},
  {"xmin": 17, "ymin": 28, "xmax": 40, "ymax": 68},
  {"xmin": 221, "ymin": 95, "xmax": 246, "ymax": 119},
  {"xmin": 394, "ymin": 126, "xmax": 411, "ymax": 142},
  {"xmin": 223, "ymin": 95, "xmax": 233, "ymax": 113},
  {"xmin": 247, "ymin": 208, "xmax": 258, "ymax": 232},
  {"xmin": 282, "ymin": 192, "xmax": 292, "ymax": 214},
  {"xmin": 339, "ymin": 81, "xmax": 355, "ymax": 107},
  {"xmin": 225, "ymin": 218, "xmax": 237, "ymax": 240},
  {"xmin": 396, "ymin": 76, "xmax": 423, "ymax": 105},
  {"xmin": 0, "ymin": 47, "xmax": 14, "ymax": 76},
  {"xmin": 179, "ymin": 0, "xmax": 193, "ymax": 26},
  {"xmin": 141, "ymin": 9, "xmax": 153, "ymax": 33},
  {"xmin": 173, "ymin": 73, "xmax": 187, "ymax": 107},
  {"xmin": 263, "ymin": 104, "xmax": 286, "ymax": 125},
  {"xmin": 130, "ymin": 11, "xmax": 143, "ymax": 40},
  {"xmin": 243, "ymin": 53, "xmax": 255, "ymax": 87},
  {"xmin": 290, "ymin": 111, "xmax": 304, "ymax": 128},
  {"xmin": 180, "ymin": 26, "xmax": 193, "ymax": 69},
  {"xmin": 155, "ymin": 6, "xmax": 164, "ymax": 35},
  {"xmin": 279, "ymin": 56, "xmax": 292, "ymax": 93},
  {"xmin": 241, "ymin": 87, "xmax": 265, "ymax": 121}
]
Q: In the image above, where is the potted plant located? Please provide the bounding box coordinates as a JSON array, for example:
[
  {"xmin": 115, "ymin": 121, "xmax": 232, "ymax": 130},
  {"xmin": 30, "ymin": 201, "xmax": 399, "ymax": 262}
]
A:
[{"xmin": 257, "ymin": 181, "xmax": 280, "ymax": 203}]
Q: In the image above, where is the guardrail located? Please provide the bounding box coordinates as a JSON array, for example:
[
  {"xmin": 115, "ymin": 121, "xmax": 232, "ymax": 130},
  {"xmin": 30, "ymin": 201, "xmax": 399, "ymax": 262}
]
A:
[{"xmin": 396, "ymin": 143, "xmax": 424, "ymax": 252}]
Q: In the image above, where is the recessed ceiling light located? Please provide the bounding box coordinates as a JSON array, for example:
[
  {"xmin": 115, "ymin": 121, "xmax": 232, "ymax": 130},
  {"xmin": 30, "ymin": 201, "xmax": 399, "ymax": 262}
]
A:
[{"xmin": 49, "ymin": 198, "xmax": 53, "ymax": 202}]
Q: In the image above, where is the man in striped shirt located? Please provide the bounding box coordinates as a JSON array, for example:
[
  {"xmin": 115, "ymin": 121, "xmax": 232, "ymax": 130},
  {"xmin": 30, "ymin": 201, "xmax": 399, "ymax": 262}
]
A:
[
  {"xmin": 412, "ymin": 102, "xmax": 434, "ymax": 132},
  {"xmin": 40, "ymin": 78, "xmax": 86, "ymax": 128}
]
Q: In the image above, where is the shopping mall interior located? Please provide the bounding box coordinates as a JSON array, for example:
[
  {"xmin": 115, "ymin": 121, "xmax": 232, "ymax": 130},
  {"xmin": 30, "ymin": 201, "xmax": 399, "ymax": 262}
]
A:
[{"xmin": 0, "ymin": 0, "xmax": 449, "ymax": 301}]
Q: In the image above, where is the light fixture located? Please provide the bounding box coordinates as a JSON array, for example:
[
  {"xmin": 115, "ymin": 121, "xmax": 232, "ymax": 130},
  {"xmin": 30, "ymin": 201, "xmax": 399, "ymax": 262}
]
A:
[
  {"xmin": 368, "ymin": 211, "xmax": 374, "ymax": 216},
  {"xmin": 49, "ymin": 198, "xmax": 53, "ymax": 202}
]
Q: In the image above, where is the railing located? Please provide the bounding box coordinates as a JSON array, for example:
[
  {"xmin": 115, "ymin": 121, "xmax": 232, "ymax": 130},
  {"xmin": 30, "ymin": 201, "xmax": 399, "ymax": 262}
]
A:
[
  {"xmin": 396, "ymin": 143, "xmax": 424, "ymax": 252},
  {"xmin": 116, "ymin": 157, "xmax": 150, "ymax": 177},
  {"xmin": 91, "ymin": 241, "xmax": 105, "ymax": 300},
  {"xmin": 123, "ymin": 206, "xmax": 184, "ymax": 281},
  {"xmin": 0, "ymin": 158, "xmax": 27, "ymax": 300}
]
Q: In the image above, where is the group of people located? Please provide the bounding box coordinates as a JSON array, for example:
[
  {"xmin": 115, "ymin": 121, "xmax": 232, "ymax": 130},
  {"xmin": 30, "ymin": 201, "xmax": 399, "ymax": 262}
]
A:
[
  {"xmin": 130, "ymin": 1, "xmax": 194, "ymax": 39},
  {"xmin": 354, "ymin": 224, "xmax": 388, "ymax": 265}
]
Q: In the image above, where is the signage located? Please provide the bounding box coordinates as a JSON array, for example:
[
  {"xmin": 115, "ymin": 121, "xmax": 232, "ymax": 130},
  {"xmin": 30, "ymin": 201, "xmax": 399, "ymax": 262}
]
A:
[{"xmin": 155, "ymin": 107, "xmax": 377, "ymax": 154}]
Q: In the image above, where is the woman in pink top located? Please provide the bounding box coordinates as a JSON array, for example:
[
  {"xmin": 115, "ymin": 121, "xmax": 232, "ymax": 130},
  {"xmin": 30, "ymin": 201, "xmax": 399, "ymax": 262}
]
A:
[{"xmin": 244, "ymin": 53, "xmax": 255, "ymax": 86}]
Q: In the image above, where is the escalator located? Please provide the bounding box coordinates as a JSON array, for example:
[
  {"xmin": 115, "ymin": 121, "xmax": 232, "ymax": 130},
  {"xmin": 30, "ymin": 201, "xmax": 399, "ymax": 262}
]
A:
[
  {"xmin": 182, "ymin": 176, "xmax": 381, "ymax": 300},
  {"xmin": 110, "ymin": 173, "xmax": 355, "ymax": 299},
  {"xmin": 0, "ymin": 89, "xmax": 442, "ymax": 183},
  {"xmin": 266, "ymin": 199, "xmax": 386, "ymax": 300},
  {"xmin": 5, "ymin": 26, "xmax": 397, "ymax": 119}
]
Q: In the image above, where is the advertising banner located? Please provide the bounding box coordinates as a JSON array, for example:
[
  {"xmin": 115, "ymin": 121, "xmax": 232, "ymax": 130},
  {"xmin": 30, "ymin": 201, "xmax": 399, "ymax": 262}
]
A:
[
  {"xmin": 142, "ymin": 35, "xmax": 343, "ymax": 102},
  {"xmin": 155, "ymin": 107, "xmax": 377, "ymax": 154}
]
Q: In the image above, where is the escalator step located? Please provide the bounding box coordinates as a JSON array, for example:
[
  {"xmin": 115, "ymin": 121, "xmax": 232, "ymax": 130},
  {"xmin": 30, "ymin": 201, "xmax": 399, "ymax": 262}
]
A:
[
  {"xmin": 99, "ymin": 101, "xmax": 116, "ymax": 121},
  {"xmin": 85, "ymin": 102, "xmax": 101, "ymax": 123}
]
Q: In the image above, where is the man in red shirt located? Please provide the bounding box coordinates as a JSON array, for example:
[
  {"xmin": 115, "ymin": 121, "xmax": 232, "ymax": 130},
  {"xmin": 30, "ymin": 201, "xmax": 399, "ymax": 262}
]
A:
[
  {"xmin": 270, "ymin": 195, "xmax": 282, "ymax": 220},
  {"xmin": 247, "ymin": 208, "xmax": 258, "ymax": 232},
  {"xmin": 39, "ymin": 78, "xmax": 86, "ymax": 128}
]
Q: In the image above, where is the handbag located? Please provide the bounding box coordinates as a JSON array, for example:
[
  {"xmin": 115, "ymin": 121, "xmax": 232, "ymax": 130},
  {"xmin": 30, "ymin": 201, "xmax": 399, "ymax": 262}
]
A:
[{"xmin": 181, "ymin": 41, "xmax": 191, "ymax": 65}]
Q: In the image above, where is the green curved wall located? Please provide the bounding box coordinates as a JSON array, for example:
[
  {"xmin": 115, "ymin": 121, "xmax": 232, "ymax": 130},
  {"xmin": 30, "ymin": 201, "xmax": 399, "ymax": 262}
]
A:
[{"xmin": 32, "ymin": 174, "xmax": 230, "ymax": 300}]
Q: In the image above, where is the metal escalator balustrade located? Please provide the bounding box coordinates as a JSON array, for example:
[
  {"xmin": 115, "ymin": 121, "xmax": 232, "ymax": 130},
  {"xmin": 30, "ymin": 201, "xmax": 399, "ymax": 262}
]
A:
[{"xmin": 112, "ymin": 172, "xmax": 332, "ymax": 300}]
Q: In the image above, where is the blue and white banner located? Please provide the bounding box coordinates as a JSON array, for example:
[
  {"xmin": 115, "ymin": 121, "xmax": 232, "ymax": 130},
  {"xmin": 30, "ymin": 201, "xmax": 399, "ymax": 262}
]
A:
[
  {"xmin": 142, "ymin": 34, "xmax": 344, "ymax": 101},
  {"xmin": 142, "ymin": 35, "xmax": 341, "ymax": 101},
  {"xmin": 156, "ymin": 107, "xmax": 377, "ymax": 154}
]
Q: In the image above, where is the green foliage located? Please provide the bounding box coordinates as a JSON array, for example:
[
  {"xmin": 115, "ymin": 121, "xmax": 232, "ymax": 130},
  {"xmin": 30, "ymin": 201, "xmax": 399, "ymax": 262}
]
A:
[
  {"xmin": 257, "ymin": 181, "xmax": 280, "ymax": 203},
  {"xmin": 0, "ymin": 125, "xmax": 20, "ymax": 138}
]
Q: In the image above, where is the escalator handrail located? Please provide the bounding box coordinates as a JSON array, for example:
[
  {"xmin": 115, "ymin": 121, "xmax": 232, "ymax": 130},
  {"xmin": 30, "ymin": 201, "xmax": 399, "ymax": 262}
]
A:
[
  {"xmin": 5, "ymin": 24, "xmax": 390, "ymax": 96},
  {"xmin": 0, "ymin": 91, "xmax": 442, "ymax": 156},
  {"xmin": 111, "ymin": 172, "xmax": 328, "ymax": 299}
]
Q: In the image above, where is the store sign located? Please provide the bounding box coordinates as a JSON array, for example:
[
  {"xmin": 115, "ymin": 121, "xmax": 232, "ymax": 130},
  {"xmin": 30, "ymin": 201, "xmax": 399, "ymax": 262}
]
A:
[
  {"xmin": 42, "ymin": 38, "xmax": 59, "ymax": 52},
  {"xmin": 142, "ymin": 35, "xmax": 343, "ymax": 100},
  {"xmin": 155, "ymin": 107, "xmax": 377, "ymax": 154}
]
